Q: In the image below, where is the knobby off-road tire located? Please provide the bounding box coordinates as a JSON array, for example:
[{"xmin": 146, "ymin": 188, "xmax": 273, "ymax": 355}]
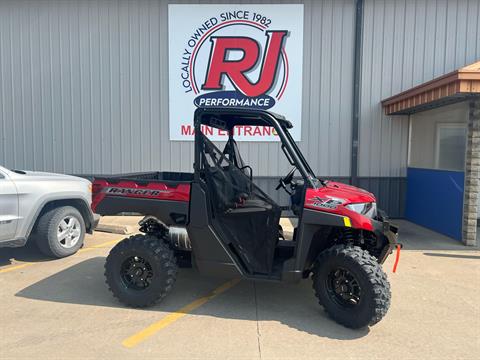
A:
[
  {"xmin": 35, "ymin": 206, "xmax": 86, "ymax": 258},
  {"xmin": 105, "ymin": 234, "xmax": 178, "ymax": 308},
  {"xmin": 312, "ymin": 245, "xmax": 391, "ymax": 329}
]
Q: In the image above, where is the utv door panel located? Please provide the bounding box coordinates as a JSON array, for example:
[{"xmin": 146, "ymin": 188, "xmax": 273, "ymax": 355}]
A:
[
  {"xmin": 199, "ymin": 135, "xmax": 281, "ymax": 275},
  {"xmin": 214, "ymin": 209, "xmax": 279, "ymax": 274},
  {"xmin": 187, "ymin": 183, "xmax": 241, "ymax": 277}
]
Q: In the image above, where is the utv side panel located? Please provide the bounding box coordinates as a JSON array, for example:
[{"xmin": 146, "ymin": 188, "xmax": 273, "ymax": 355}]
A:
[
  {"xmin": 187, "ymin": 183, "xmax": 242, "ymax": 278},
  {"xmin": 95, "ymin": 197, "xmax": 189, "ymax": 226},
  {"xmin": 283, "ymin": 209, "xmax": 347, "ymax": 281}
]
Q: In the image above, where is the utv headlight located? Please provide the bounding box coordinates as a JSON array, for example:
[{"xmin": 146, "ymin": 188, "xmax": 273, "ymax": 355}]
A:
[{"xmin": 346, "ymin": 202, "xmax": 377, "ymax": 218}]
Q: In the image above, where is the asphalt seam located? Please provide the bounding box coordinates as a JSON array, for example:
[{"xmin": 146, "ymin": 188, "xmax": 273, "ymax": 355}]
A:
[{"xmin": 253, "ymin": 281, "xmax": 262, "ymax": 360}]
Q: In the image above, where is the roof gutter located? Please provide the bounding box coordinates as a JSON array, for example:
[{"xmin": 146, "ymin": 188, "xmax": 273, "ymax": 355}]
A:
[{"xmin": 351, "ymin": 0, "xmax": 364, "ymax": 186}]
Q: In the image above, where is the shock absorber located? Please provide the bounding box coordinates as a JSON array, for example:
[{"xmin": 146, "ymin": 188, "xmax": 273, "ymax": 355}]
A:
[{"xmin": 342, "ymin": 228, "xmax": 356, "ymax": 245}]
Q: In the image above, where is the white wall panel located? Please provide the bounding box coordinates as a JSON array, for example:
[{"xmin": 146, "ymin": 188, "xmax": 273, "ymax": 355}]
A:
[
  {"xmin": 1, "ymin": 0, "xmax": 478, "ymax": 180},
  {"xmin": 0, "ymin": 0, "xmax": 355, "ymax": 177}
]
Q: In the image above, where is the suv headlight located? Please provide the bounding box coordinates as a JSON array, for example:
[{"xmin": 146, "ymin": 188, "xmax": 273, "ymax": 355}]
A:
[{"xmin": 346, "ymin": 202, "xmax": 377, "ymax": 218}]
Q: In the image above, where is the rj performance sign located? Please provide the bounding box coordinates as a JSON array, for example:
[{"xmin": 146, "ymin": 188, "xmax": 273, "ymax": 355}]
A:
[{"xmin": 168, "ymin": 4, "xmax": 304, "ymax": 141}]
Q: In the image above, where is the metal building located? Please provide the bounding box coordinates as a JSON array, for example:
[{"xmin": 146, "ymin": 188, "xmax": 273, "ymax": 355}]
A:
[{"xmin": 0, "ymin": 0, "xmax": 479, "ymax": 219}]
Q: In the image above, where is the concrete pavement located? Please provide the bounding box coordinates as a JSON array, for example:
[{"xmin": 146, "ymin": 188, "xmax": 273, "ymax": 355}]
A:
[{"xmin": 0, "ymin": 220, "xmax": 479, "ymax": 359}]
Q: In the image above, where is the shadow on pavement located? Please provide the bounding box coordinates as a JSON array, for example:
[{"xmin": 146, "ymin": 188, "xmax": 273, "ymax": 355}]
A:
[
  {"xmin": 15, "ymin": 257, "xmax": 367, "ymax": 341},
  {"xmin": 0, "ymin": 243, "xmax": 52, "ymax": 267}
]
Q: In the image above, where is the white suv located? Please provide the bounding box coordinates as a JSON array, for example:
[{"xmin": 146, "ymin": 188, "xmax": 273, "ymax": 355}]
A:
[{"xmin": 0, "ymin": 166, "xmax": 99, "ymax": 258}]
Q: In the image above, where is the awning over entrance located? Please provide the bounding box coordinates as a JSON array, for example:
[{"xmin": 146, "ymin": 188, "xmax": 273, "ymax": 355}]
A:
[
  {"xmin": 381, "ymin": 60, "xmax": 480, "ymax": 246},
  {"xmin": 381, "ymin": 61, "xmax": 480, "ymax": 115}
]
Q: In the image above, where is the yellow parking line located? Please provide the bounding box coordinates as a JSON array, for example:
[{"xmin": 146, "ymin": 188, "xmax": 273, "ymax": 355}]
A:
[
  {"xmin": 0, "ymin": 263, "xmax": 34, "ymax": 274},
  {"xmin": 0, "ymin": 237, "xmax": 124, "ymax": 274},
  {"xmin": 91, "ymin": 238, "xmax": 124, "ymax": 248},
  {"xmin": 122, "ymin": 278, "xmax": 241, "ymax": 348},
  {"xmin": 78, "ymin": 238, "xmax": 124, "ymax": 253}
]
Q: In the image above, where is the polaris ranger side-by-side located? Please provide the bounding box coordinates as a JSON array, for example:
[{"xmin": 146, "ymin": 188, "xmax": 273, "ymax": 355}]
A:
[{"xmin": 91, "ymin": 108, "xmax": 399, "ymax": 329}]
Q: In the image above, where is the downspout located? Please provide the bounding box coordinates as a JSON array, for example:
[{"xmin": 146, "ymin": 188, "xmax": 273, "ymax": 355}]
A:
[{"xmin": 350, "ymin": 0, "xmax": 364, "ymax": 186}]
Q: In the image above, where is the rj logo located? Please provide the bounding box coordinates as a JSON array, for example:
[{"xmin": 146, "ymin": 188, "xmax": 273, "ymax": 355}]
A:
[{"xmin": 202, "ymin": 31, "xmax": 288, "ymax": 97}]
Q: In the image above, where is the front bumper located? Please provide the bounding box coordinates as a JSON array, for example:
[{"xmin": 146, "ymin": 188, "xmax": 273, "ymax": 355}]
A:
[{"xmin": 371, "ymin": 211, "xmax": 399, "ymax": 264}]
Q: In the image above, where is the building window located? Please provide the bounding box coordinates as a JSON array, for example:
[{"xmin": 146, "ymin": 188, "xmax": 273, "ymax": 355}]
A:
[{"xmin": 435, "ymin": 124, "xmax": 467, "ymax": 171}]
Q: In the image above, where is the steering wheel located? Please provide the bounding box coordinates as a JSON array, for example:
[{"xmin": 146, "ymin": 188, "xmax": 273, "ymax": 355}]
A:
[{"xmin": 276, "ymin": 167, "xmax": 297, "ymax": 193}]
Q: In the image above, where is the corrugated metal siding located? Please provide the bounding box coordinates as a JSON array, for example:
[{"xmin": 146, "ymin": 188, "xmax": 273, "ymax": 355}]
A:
[
  {"xmin": 0, "ymin": 0, "xmax": 354, "ymax": 177},
  {"xmin": 1, "ymin": 0, "xmax": 479, "ymax": 182},
  {"xmin": 359, "ymin": 0, "xmax": 480, "ymax": 177}
]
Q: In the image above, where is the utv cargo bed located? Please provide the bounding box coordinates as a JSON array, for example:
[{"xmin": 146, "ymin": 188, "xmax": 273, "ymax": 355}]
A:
[{"xmin": 89, "ymin": 171, "xmax": 193, "ymax": 226}]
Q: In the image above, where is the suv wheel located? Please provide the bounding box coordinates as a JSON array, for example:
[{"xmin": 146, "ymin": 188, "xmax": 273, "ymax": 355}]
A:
[
  {"xmin": 35, "ymin": 206, "xmax": 86, "ymax": 258},
  {"xmin": 312, "ymin": 245, "xmax": 391, "ymax": 329},
  {"xmin": 105, "ymin": 234, "xmax": 178, "ymax": 308}
]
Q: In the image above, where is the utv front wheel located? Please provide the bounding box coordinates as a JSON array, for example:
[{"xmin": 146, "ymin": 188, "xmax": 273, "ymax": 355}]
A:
[
  {"xmin": 312, "ymin": 245, "xmax": 391, "ymax": 329},
  {"xmin": 105, "ymin": 234, "xmax": 177, "ymax": 308}
]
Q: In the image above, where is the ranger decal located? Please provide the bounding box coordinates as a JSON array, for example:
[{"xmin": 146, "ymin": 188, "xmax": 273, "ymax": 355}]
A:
[{"xmin": 104, "ymin": 187, "xmax": 171, "ymax": 197}]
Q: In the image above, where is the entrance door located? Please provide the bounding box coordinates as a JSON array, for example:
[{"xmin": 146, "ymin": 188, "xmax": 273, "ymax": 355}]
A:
[
  {"xmin": 0, "ymin": 171, "xmax": 19, "ymax": 241},
  {"xmin": 200, "ymin": 134, "xmax": 281, "ymax": 274}
]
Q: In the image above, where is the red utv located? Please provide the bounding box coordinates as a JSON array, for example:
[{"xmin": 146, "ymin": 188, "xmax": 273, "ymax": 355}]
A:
[{"xmin": 91, "ymin": 108, "xmax": 399, "ymax": 329}]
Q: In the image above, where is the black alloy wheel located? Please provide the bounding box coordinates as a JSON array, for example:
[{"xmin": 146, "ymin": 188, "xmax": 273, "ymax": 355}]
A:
[
  {"xmin": 120, "ymin": 255, "xmax": 154, "ymax": 290},
  {"xmin": 326, "ymin": 267, "xmax": 362, "ymax": 308}
]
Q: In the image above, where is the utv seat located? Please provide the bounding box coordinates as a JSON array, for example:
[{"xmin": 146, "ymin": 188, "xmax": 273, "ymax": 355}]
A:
[
  {"xmin": 243, "ymin": 199, "xmax": 272, "ymax": 209},
  {"xmin": 228, "ymin": 199, "xmax": 273, "ymax": 214},
  {"xmin": 231, "ymin": 199, "xmax": 272, "ymax": 212},
  {"xmin": 203, "ymin": 134, "xmax": 275, "ymax": 213}
]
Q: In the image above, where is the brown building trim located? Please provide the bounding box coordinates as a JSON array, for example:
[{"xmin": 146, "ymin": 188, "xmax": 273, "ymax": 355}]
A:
[{"xmin": 382, "ymin": 61, "xmax": 480, "ymax": 115}]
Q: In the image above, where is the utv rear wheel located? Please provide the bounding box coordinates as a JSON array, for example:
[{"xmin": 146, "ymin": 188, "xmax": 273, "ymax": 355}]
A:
[
  {"xmin": 105, "ymin": 234, "xmax": 177, "ymax": 308},
  {"xmin": 312, "ymin": 245, "xmax": 391, "ymax": 329}
]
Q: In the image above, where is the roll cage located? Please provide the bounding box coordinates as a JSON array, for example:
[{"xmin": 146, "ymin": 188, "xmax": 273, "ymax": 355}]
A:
[{"xmin": 193, "ymin": 107, "xmax": 319, "ymax": 189}]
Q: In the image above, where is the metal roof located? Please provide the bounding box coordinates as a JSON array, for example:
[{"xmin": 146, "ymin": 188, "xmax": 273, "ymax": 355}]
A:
[{"xmin": 381, "ymin": 61, "xmax": 480, "ymax": 115}]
